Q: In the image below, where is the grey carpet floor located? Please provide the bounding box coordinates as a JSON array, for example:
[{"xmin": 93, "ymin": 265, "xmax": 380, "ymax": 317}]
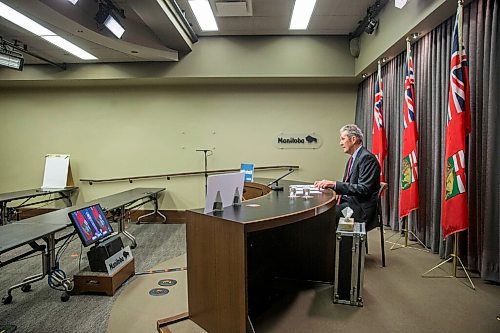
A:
[
  {"xmin": 251, "ymin": 233, "xmax": 500, "ymax": 333},
  {"xmin": 1, "ymin": 223, "xmax": 499, "ymax": 333},
  {"xmin": 0, "ymin": 223, "xmax": 185, "ymax": 333}
]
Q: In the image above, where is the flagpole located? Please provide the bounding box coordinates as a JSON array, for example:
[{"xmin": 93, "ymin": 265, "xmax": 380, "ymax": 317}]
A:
[
  {"xmin": 423, "ymin": 0, "xmax": 474, "ymax": 290},
  {"xmin": 386, "ymin": 37, "xmax": 427, "ymax": 252},
  {"xmin": 422, "ymin": 233, "xmax": 475, "ymax": 290},
  {"xmin": 452, "ymin": 233, "xmax": 458, "ymax": 276},
  {"xmin": 458, "ymin": 0, "xmax": 463, "ymax": 58}
]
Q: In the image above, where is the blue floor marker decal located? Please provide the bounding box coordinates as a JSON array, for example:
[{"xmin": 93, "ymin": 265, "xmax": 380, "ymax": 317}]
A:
[
  {"xmin": 149, "ymin": 288, "xmax": 169, "ymax": 296},
  {"xmin": 158, "ymin": 279, "xmax": 177, "ymax": 287}
]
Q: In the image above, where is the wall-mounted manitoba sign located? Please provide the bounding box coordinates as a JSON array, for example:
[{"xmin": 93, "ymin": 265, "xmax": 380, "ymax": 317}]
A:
[{"xmin": 275, "ymin": 133, "xmax": 323, "ymax": 149}]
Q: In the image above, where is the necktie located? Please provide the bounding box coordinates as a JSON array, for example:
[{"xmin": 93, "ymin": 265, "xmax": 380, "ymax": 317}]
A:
[
  {"xmin": 337, "ymin": 156, "xmax": 353, "ymax": 204},
  {"xmin": 344, "ymin": 156, "xmax": 353, "ymax": 181}
]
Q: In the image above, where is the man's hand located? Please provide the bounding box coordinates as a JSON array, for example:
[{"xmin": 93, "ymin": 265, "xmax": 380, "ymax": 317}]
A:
[{"xmin": 314, "ymin": 179, "xmax": 336, "ymax": 189}]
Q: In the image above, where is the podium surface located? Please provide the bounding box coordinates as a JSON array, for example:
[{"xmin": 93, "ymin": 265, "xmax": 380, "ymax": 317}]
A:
[{"xmin": 186, "ymin": 179, "xmax": 336, "ymax": 333}]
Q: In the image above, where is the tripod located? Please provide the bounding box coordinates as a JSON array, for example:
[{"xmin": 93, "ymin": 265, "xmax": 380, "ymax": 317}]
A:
[
  {"xmin": 386, "ymin": 215, "xmax": 429, "ymax": 252},
  {"xmin": 422, "ymin": 233, "xmax": 475, "ymax": 290},
  {"xmin": 196, "ymin": 149, "xmax": 212, "ymax": 195}
]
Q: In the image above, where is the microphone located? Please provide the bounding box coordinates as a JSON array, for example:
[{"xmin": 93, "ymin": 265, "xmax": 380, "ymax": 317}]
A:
[
  {"xmin": 267, "ymin": 169, "xmax": 295, "ymax": 191},
  {"xmin": 196, "ymin": 149, "xmax": 213, "ymax": 195}
]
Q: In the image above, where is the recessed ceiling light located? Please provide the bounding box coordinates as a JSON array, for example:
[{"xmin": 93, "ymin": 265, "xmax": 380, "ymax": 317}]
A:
[
  {"xmin": 42, "ymin": 35, "xmax": 97, "ymax": 60},
  {"xmin": 0, "ymin": 1, "xmax": 97, "ymax": 60},
  {"xmin": 290, "ymin": 0, "xmax": 317, "ymax": 30},
  {"xmin": 362, "ymin": 73, "xmax": 369, "ymax": 78},
  {"xmin": 395, "ymin": 0, "xmax": 409, "ymax": 9},
  {"xmin": 0, "ymin": 2, "xmax": 53, "ymax": 36},
  {"xmin": 381, "ymin": 57, "xmax": 389, "ymax": 63},
  {"xmin": 188, "ymin": 0, "xmax": 218, "ymax": 31}
]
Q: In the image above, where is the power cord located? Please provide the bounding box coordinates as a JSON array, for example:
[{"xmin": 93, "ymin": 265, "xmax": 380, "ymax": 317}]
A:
[
  {"xmin": 78, "ymin": 243, "xmax": 83, "ymax": 271},
  {"xmin": 47, "ymin": 264, "xmax": 72, "ymax": 292}
]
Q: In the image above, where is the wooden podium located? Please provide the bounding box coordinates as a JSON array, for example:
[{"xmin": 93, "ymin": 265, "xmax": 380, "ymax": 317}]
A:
[
  {"xmin": 242, "ymin": 181, "xmax": 271, "ymax": 200},
  {"xmin": 73, "ymin": 259, "xmax": 135, "ymax": 296},
  {"xmin": 185, "ymin": 180, "xmax": 336, "ymax": 333}
]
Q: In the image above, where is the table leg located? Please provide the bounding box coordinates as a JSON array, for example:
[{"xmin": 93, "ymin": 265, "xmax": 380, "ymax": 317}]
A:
[
  {"xmin": 116, "ymin": 206, "xmax": 137, "ymax": 249},
  {"xmin": 137, "ymin": 194, "xmax": 166, "ymax": 224},
  {"xmin": 0, "ymin": 202, "xmax": 7, "ymax": 225}
]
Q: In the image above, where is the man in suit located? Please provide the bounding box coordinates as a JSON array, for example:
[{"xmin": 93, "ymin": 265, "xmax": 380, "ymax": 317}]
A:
[{"xmin": 315, "ymin": 124, "xmax": 380, "ymax": 230}]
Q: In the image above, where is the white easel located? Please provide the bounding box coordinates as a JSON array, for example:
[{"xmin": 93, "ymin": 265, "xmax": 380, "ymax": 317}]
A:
[{"xmin": 41, "ymin": 154, "xmax": 74, "ymax": 189}]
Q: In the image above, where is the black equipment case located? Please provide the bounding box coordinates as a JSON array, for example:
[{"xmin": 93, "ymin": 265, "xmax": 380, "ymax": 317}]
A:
[{"xmin": 333, "ymin": 222, "xmax": 366, "ymax": 307}]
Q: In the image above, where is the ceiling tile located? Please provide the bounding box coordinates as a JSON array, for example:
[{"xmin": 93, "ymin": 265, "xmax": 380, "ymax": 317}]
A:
[{"xmin": 252, "ymin": 0, "xmax": 294, "ymax": 17}]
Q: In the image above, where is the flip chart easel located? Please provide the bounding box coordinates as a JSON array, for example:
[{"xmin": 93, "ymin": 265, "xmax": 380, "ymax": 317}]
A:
[{"xmin": 41, "ymin": 154, "xmax": 74, "ymax": 189}]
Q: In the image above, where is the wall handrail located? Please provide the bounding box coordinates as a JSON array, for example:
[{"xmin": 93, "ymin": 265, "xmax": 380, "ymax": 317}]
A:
[{"xmin": 80, "ymin": 165, "xmax": 299, "ymax": 185}]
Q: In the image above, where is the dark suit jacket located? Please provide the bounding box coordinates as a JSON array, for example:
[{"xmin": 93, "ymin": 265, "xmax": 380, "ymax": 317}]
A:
[{"xmin": 335, "ymin": 146, "xmax": 381, "ymax": 230}]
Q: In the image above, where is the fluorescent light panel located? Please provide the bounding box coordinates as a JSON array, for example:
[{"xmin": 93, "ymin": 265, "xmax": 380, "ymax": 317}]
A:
[
  {"xmin": 0, "ymin": 2, "xmax": 54, "ymax": 35},
  {"xmin": 188, "ymin": 0, "xmax": 218, "ymax": 31},
  {"xmin": 0, "ymin": 1, "xmax": 97, "ymax": 60},
  {"xmin": 104, "ymin": 15, "xmax": 125, "ymax": 39},
  {"xmin": 290, "ymin": 0, "xmax": 317, "ymax": 30},
  {"xmin": 42, "ymin": 35, "xmax": 97, "ymax": 60},
  {"xmin": 395, "ymin": 0, "xmax": 409, "ymax": 9}
]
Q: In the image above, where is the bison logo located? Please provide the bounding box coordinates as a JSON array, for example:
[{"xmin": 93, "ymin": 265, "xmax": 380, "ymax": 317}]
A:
[{"xmin": 305, "ymin": 135, "xmax": 317, "ymax": 143}]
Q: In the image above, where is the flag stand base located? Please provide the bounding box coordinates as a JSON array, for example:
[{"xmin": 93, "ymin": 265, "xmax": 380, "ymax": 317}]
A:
[
  {"xmin": 385, "ymin": 216, "xmax": 429, "ymax": 252},
  {"xmin": 421, "ymin": 235, "xmax": 475, "ymax": 290}
]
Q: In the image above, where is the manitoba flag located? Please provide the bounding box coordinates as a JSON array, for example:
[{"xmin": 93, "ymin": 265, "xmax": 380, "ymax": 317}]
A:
[
  {"xmin": 372, "ymin": 61, "xmax": 388, "ymax": 182},
  {"xmin": 401, "ymin": 150, "xmax": 418, "ymax": 189},
  {"xmin": 400, "ymin": 40, "xmax": 419, "ymax": 218},
  {"xmin": 442, "ymin": 2, "xmax": 471, "ymax": 239},
  {"xmin": 445, "ymin": 150, "xmax": 466, "ymax": 199}
]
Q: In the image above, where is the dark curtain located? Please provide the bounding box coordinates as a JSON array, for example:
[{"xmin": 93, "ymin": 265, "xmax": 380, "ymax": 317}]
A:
[{"xmin": 355, "ymin": 0, "xmax": 499, "ymax": 282}]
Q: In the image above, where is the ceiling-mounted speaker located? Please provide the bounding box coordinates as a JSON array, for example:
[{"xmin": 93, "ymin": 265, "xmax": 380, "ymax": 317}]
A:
[{"xmin": 349, "ymin": 37, "xmax": 360, "ymax": 58}]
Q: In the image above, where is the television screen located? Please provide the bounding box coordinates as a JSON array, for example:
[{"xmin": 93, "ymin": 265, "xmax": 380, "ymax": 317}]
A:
[{"xmin": 68, "ymin": 204, "xmax": 113, "ymax": 247}]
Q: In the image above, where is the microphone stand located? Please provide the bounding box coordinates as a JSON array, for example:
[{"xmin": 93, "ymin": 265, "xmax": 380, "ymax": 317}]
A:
[
  {"xmin": 196, "ymin": 149, "xmax": 212, "ymax": 195},
  {"xmin": 267, "ymin": 169, "xmax": 295, "ymax": 191}
]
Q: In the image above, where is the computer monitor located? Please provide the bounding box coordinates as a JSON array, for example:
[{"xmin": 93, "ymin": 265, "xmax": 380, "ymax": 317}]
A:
[{"xmin": 68, "ymin": 204, "xmax": 113, "ymax": 247}]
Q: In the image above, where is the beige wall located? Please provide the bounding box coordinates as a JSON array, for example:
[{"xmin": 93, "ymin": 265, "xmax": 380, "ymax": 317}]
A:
[
  {"xmin": 0, "ymin": 2, "xmax": 461, "ymax": 211},
  {"xmin": 0, "ymin": 83, "xmax": 356, "ymax": 210},
  {"xmin": 0, "ymin": 36, "xmax": 354, "ymax": 82}
]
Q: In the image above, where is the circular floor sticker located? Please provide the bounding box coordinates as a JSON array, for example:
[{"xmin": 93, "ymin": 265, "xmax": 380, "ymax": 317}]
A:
[
  {"xmin": 158, "ymin": 279, "xmax": 177, "ymax": 287},
  {"xmin": 149, "ymin": 288, "xmax": 169, "ymax": 296}
]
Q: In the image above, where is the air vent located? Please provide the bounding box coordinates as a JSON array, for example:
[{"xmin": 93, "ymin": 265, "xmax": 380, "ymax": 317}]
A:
[{"xmin": 214, "ymin": 1, "xmax": 253, "ymax": 17}]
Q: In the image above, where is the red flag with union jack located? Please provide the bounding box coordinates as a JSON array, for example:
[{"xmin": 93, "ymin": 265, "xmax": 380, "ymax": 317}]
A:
[
  {"xmin": 372, "ymin": 61, "xmax": 388, "ymax": 182},
  {"xmin": 442, "ymin": 2, "xmax": 471, "ymax": 239},
  {"xmin": 400, "ymin": 40, "xmax": 419, "ymax": 218}
]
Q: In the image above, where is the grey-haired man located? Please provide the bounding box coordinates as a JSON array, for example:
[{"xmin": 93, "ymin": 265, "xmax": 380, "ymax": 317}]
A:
[{"xmin": 315, "ymin": 124, "xmax": 380, "ymax": 230}]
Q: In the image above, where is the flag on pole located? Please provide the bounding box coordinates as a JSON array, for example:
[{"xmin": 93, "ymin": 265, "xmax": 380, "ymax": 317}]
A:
[
  {"xmin": 372, "ymin": 61, "xmax": 388, "ymax": 182},
  {"xmin": 400, "ymin": 39, "xmax": 419, "ymax": 218},
  {"xmin": 442, "ymin": 1, "xmax": 471, "ymax": 239}
]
